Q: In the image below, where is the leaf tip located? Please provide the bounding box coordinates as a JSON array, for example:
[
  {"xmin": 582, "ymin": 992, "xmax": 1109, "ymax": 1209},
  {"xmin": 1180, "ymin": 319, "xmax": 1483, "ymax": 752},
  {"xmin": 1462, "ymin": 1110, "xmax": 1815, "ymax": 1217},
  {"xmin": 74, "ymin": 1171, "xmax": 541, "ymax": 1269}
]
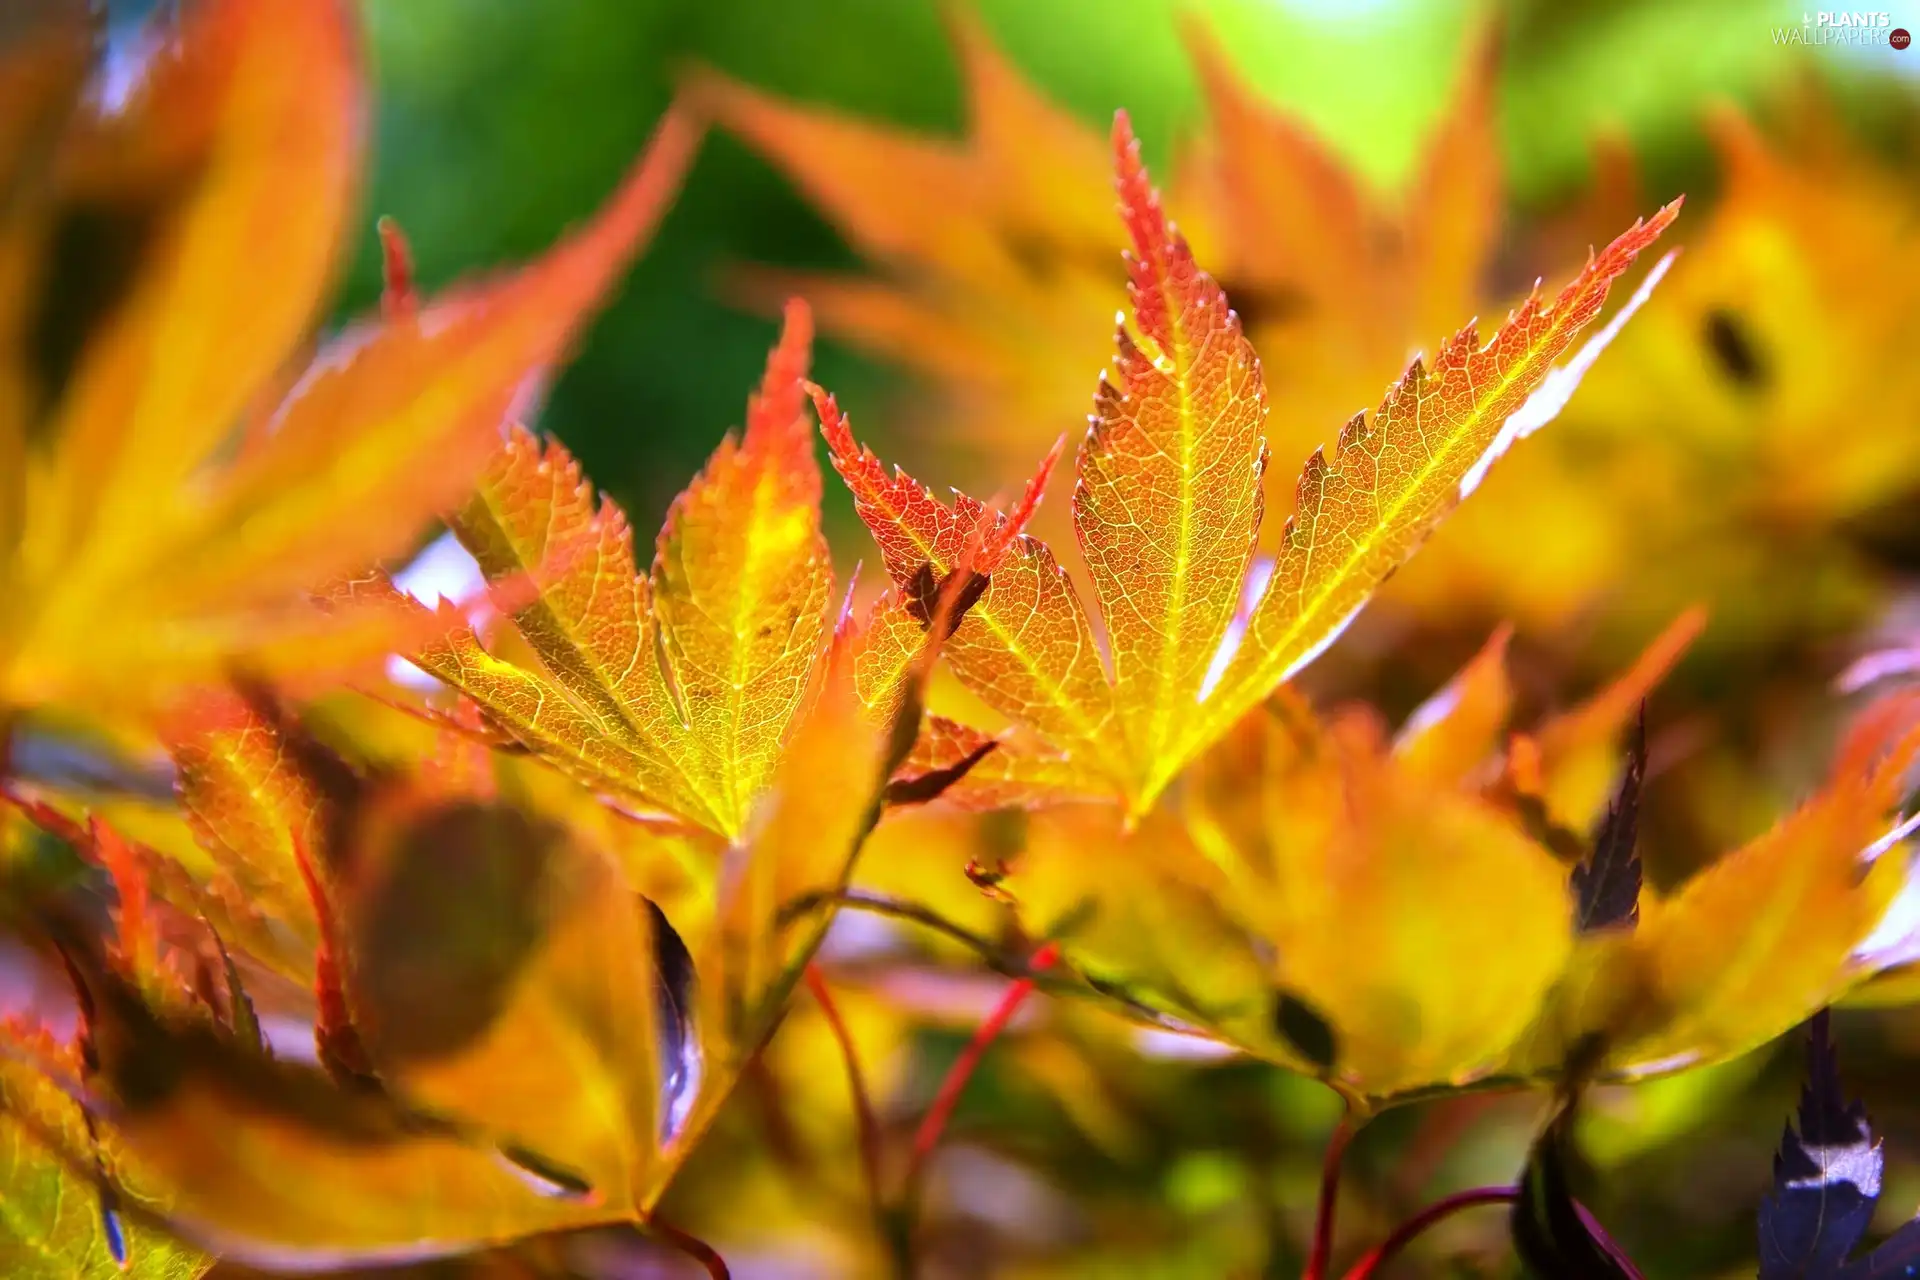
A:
[{"xmin": 377, "ymin": 216, "xmax": 417, "ymax": 317}]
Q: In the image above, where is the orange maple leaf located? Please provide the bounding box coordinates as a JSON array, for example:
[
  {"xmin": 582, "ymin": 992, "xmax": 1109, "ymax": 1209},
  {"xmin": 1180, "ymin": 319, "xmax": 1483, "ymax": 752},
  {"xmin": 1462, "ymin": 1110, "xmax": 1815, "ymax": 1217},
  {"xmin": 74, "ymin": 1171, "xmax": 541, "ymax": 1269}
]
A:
[
  {"xmin": 693, "ymin": 10, "xmax": 1521, "ymax": 524},
  {"xmin": 822, "ymin": 114, "xmax": 1677, "ymax": 816}
]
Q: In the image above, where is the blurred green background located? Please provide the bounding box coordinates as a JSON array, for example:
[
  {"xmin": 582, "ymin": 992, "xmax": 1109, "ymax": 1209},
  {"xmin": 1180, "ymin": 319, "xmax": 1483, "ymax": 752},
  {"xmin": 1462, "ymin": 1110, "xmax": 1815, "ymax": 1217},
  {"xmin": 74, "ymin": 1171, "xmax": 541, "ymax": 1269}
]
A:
[{"xmin": 311, "ymin": 0, "xmax": 1915, "ymax": 547}]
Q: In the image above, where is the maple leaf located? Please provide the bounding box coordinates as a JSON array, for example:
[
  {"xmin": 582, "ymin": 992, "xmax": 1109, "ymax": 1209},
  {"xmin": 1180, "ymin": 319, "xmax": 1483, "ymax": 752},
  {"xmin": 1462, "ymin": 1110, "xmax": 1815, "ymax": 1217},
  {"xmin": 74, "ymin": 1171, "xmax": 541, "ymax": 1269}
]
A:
[
  {"xmin": 992, "ymin": 614, "xmax": 1913, "ymax": 1107},
  {"xmin": 1179, "ymin": 14, "xmax": 1507, "ymax": 442},
  {"xmin": 0, "ymin": 1030, "xmax": 214, "ymax": 1279},
  {"xmin": 0, "ymin": 0, "xmax": 699, "ymax": 729},
  {"xmin": 0, "ymin": 617, "xmax": 920, "ymax": 1267},
  {"xmin": 1390, "ymin": 621, "xmax": 1514, "ymax": 788},
  {"xmin": 1178, "ymin": 694, "xmax": 1573, "ymax": 1103},
  {"xmin": 163, "ymin": 691, "xmax": 333, "ymax": 972},
  {"xmin": 705, "ymin": 18, "xmax": 1920, "ymax": 926},
  {"xmin": 0, "ymin": 803, "xmax": 221, "ymax": 1279},
  {"xmin": 694, "ymin": 9, "xmax": 1522, "ymax": 519},
  {"xmin": 1512, "ymin": 691, "xmax": 1920, "ymax": 1084},
  {"xmin": 822, "ymin": 113, "xmax": 1676, "ymax": 816},
  {"xmin": 411, "ymin": 301, "xmax": 835, "ymax": 841},
  {"xmin": 1759, "ymin": 1011, "xmax": 1889, "ymax": 1279},
  {"xmin": 1382, "ymin": 85, "xmax": 1920, "ymax": 685}
]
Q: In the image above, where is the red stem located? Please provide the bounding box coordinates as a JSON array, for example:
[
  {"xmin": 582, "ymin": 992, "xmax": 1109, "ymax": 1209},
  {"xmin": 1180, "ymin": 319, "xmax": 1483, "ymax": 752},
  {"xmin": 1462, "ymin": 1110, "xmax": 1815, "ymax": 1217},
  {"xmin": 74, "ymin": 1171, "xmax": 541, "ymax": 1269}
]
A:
[
  {"xmin": 1338, "ymin": 1186, "xmax": 1515, "ymax": 1280},
  {"xmin": 1579, "ymin": 1202, "xmax": 1649, "ymax": 1280},
  {"xmin": 903, "ymin": 941, "xmax": 1059, "ymax": 1189},
  {"xmin": 804, "ymin": 963, "xmax": 884, "ymax": 1214},
  {"xmin": 1303, "ymin": 1114, "xmax": 1356, "ymax": 1280},
  {"xmin": 1334, "ymin": 1186, "xmax": 1644, "ymax": 1280},
  {"xmin": 649, "ymin": 1217, "xmax": 730, "ymax": 1279}
]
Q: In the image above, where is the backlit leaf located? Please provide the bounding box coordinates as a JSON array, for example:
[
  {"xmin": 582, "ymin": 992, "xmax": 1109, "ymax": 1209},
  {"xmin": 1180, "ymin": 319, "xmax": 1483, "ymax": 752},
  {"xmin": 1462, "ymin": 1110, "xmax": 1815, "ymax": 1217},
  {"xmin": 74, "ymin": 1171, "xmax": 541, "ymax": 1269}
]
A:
[
  {"xmin": 1519, "ymin": 701, "xmax": 1920, "ymax": 1082},
  {"xmin": 1392, "ymin": 622, "xmax": 1513, "ymax": 788},
  {"xmin": 333, "ymin": 788, "xmax": 665, "ymax": 1214},
  {"xmin": 1181, "ymin": 698, "xmax": 1572, "ymax": 1103},
  {"xmin": 1076, "ymin": 120, "xmax": 1267, "ymax": 803},
  {"xmin": 825, "ymin": 115, "xmax": 1674, "ymax": 815},
  {"xmin": 416, "ymin": 302, "xmax": 833, "ymax": 840},
  {"xmin": 47, "ymin": 939, "xmax": 621, "ymax": 1268},
  {"xmin": 1199, "ymin": 199, "xmax": 1681, "ymax": 764},
  {"xmin": 816, "ymin": 386, "xmax": 1122, "ymax": 790}
]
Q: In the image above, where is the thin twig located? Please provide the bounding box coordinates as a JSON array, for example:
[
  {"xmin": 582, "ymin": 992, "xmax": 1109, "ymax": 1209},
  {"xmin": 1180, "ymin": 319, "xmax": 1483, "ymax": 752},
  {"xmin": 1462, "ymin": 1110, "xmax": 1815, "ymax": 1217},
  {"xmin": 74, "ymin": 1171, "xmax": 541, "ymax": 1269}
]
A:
[
  {"xmin": 1335, "ymin": 1185, "xmax": 1643, "ymax": 1280},
  {"xmin": 782, "ymin": 887, "xmax": 1203, "ymax": 1035},
  {"xmin": 1303, "ymin": 1113, "xmax": 1357, "ymax": 1280},
  {"xmin": 1577, "ymin": 1201, "xmax": 1648, "ymax": 1280},
  {"xmin": 649, "ymin": 1217, "xmax": 731, "ymax": 1279},
  {"xmin": 780, "ymin": 887, "xmax": 1008, "ymax": 963},
  {"xmin": 1338, "ymin": 1186, "xmax": 1515, "ymax": 1280},
  {"xmin": 902, "ymin": 941, "xmax": 1060, "ymax": 1195}
]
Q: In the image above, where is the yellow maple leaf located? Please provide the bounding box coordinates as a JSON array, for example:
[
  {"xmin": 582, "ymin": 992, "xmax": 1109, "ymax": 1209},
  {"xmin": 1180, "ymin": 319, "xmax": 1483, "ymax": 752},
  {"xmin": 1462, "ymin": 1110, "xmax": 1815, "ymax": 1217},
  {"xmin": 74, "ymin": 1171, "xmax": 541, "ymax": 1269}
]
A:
[
  {"xmin": 1514, "ymin": 693, "xmax": 1920, "ymax": 1084},
  {"xmin": 0, "ymin": 0, "xmax": 698, "ymax": 731},
  {"xmin": 411, "ymin": 301, "xmax": 838, "ymax": 842},
  {"xmin": 1144, "ymin": 623, "xmax": 1920, "ymax": 1106},
  {"xmin": 820, "ymin": 114, "xmax": 1675, "ymax": 816}
]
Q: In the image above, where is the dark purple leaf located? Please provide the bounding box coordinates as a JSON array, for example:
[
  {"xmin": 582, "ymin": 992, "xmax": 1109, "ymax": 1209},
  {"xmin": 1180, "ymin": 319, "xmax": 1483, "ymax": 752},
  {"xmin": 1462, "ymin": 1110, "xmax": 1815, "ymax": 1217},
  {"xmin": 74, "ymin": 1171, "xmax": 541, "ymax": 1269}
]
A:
[
  {"xmin": 1843, "ymin": 1219, "xmax": 1920, "ymax": 1279},
  {"xmin": 1760, "ymin": 1011, "xmax": 1882, "ymax": 1279},
  {"xmin": 1571, "ymin": 703, "xmax": 1645, "ymax": 933}
]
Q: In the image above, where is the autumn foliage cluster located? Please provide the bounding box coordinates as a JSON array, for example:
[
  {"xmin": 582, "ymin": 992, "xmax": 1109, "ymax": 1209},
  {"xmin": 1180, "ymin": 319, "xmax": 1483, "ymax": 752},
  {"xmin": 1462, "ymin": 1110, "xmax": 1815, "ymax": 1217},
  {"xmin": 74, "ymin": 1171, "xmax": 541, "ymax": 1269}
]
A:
[{"xmin": 3, "ymin": 3, "xmax": 1920, "ymax": 1278}]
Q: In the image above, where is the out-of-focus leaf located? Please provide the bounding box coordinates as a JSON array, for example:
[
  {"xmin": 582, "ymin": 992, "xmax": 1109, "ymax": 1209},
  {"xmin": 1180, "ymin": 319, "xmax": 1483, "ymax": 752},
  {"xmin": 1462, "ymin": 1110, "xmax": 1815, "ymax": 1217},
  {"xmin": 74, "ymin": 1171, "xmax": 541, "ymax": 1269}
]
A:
[
  {"xmin": 0, "ymin": 0, "xmax": 699, "ymax": 725},
  {"xmin": 0, "ymin": 1026, "xmax": 213, "ymax": 1279},
  {"xmin": 333, "ymin": 790, "xmax": 665, "ymax": 1211},
  {"xmin": 1384, "ymin": 88, "xmax": 1920, "ymax": 729},
  {"xmin": 1525, "ymin": 606, "xmax": 1706, "ymax": 834},
  {"xmin": 1181, "ymin": 698, "xmax": 1571, "ymax": 1104},
  {"xmin": 4, "ymin": 564, "xmax": 915, "ymax": 1268},
  {"xmin": 1180, "ymin": 13, "xmax": 1507, "ymax": 471},
  {"xmin": 1520, "ymin": 696, "xmax": 1920, "ymax": 1082},
  {"xmin": 698, "ymin": 10, "xmax": 1534, "ymax": 529},
  {"xmin": 687, "ymin": 8, "xmax": 1130, "ymax": 473},
  {"xmin": 1392, "ymin": 622, "xmax": 1513, "ymax": 788},
  {"xmin": 43, "ymin": 932, "xmax": 622, "ymax": 1268},
  {"xmin": 165, "ymin": 692, "xmax": 333, "ymax": 970}
]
